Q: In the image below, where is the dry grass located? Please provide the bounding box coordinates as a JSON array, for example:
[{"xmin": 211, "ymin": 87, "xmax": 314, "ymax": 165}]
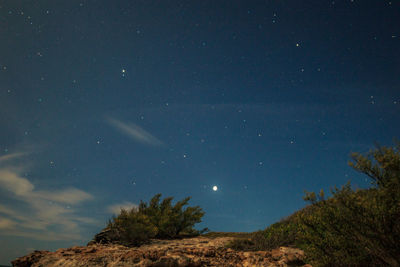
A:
[{"xmin": 201, "ymin": 231, "xmax": 252, "ymax": 239}]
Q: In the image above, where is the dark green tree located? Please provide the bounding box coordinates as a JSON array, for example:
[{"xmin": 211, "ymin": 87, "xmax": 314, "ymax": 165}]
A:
[
  {"xmin": 107, "ymin": 208, "xmax": 158, "ymax": 246},
  {"xmin": 139, "ymin": 194, "xmax": 206, "ymax": 238},
  {"xmin": 92, "ymin": 193, "xmax": 206, "ymax": 247}
]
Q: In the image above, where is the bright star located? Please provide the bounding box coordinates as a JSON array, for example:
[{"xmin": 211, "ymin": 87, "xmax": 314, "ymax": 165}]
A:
[{"xmin": 212, "ymin": 185, "xmax": 218, "ymax": 191}]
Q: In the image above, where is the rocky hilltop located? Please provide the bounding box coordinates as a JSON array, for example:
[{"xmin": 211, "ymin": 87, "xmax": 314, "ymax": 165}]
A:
[{"xmin": 12, "ymin": 236, "xmax": 310, "ymax": 267}]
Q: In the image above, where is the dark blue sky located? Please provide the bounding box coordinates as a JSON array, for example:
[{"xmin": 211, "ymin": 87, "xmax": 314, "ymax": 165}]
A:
[{"xmin": 0, "ymin": 0, "xmax": 399, "ymax": 264}]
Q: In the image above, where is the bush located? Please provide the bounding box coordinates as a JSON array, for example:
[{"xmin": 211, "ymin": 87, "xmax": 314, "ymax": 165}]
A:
[
  {"xmin": 227, "ymin": 220, "xmax": 299, "ymax": 251},
  {"xmin": 298, "ymin": 143, "xmax": 400, "ymax": 266},
  {"xmin": 299, "ymin": 185, "xmax": 378, "ymax": 266},
  {"xmin": 93, "ymin": 193, "xmax": 206, "ymax": 246},
  {"xmin": 228, "ymin": 143, "xmax": 400, "ymax": 267},
  {"xmin": 253, "ymin": 217, "xmax": 299, "ymax": 250},
  {"xmin": 226, "ymin": 213, "xmax": 303, "ymax": 251},
  {"xmin": 138, "ymin": 194, "xmax": 206, "ymax": 238},
  {"xmin": 108, "ymin": 208, "xmax": 158, "ymax": 246}
]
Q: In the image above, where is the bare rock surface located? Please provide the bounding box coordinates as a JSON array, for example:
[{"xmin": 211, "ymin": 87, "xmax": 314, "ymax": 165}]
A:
[{"xmin": 12, "ymin": 236, "xmax": 311, "ymax": 267}]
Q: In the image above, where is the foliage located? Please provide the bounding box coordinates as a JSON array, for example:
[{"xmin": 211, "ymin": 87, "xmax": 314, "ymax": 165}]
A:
[
  {"xmin": 253, "ymin": 216, "xmax": 299, "ymax": 250},
  {"xmin": 106, "ymin": 193, "xmax": 206, "ymax": 246},
  {"xmin": 227, "ymin": 217, "xmax": 300, "ymax": 251},
  {"xmin": 228, "ymin": 143, "xmax": 400, "ymax": 266},
  {"xmin": 298, "ymin": 143, "xmax": 400, "ymax": 266},
  {"xmin": 107, "ymin": 208, "xmax": 157, "ymax": 246}
]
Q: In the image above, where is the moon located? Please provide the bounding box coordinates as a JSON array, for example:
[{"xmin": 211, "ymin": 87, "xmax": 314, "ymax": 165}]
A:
[{"xmin": 212, "ymin": 185, "xmax": 218, "ymax": 191}]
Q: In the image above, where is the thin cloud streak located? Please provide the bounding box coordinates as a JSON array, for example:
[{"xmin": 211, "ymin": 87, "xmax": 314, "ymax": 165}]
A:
[
  {"xmin": 0, "ymin": 152, "xmax": 28, "ymax": 164},
  {"xmin": 1, "ymin": 229, "xmax": 83, "ymax": 241},
  {"xmin": 35, "ymin": 188, "xmax": 93, "ymax": 205},
  {"xmin": 106, "ymin": 116, "xmax": 164, "ymax": 146}
]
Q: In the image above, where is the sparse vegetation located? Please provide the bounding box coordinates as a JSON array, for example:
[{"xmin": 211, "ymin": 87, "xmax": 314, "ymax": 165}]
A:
[
  {"xmin": 93, "ymin": 142, "xmax": 400, "ymax": 266},
  {"xmin": 228, "ymin": 142, "xmax": 400, "ymax": 267},
  {"xmin": 100, "ymin": 194, "xmax": 207, "ymax": 246},
  {"xmin": 202, "ymin": 231, "xmax": 252, "ymax": 239},
  {"xmin": 226, "ymin": 212, "xmax": 303, "ymax": 252}
]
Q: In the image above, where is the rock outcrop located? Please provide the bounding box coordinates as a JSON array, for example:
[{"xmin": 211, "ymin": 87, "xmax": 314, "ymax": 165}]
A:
[{"xmin": 12, "ymin": 236, "xmax": 311, "ymax": 267}]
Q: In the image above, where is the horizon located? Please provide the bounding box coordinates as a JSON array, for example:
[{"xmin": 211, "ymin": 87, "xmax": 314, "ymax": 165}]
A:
[{"xmin": 1, "ymin": 0, "xmax": 399, "ymax": 265}]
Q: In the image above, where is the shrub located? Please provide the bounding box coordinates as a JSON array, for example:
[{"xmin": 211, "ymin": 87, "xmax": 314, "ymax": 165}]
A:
[
  {"xmin": 298, "ymin": 143, "xmax": 400, "ymax": 266},
  {"xmin": 93, "ymin": 193, "xmax": 206, "ymax": 246},
  {"xmin": 299, "ymin": 185, "xmax": 377, "ymax": 266},
  {"xmin": 253, "ymin": 217, "xmax": 299, "ymax": 250},
  {"xmin": 226, "ymin": 214, "xmax": 302, "ymax": 251},
  {"xmin": 107, "ymin": 208, "xmax": 158, "ymax": 246},
  {"xmin": 228, "ymin": 143, "xmax": 400, "ymax": 266},
  {"xmin": 138, "ymin": 194, "xmax": 206, "ymax": 238}
]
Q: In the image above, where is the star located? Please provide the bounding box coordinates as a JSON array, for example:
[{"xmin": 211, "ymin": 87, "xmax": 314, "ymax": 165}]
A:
[{"xmin": 212, "ymin": 185, "xmax": 218, "ymax": 191}]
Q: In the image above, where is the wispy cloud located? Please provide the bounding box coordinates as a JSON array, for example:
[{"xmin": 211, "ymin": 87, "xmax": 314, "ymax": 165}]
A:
[
  {"xmin": 0, "ymin": 152, "xmax": 28, "ymax": 164},
  {"xmin": 0, "ymin": 162, "xmax": 96, "ymax": 241},
  {"xmin": 107, "ymin": 201, "xmax": 138, "ymax": 215},
  {"xmin": 0, "ymin": 169, "xmax": 34, "ymax": 195},
  {"xmin": 35, "ymin": 188, "xmax": 93, "ymax": 205},
  {"xmin": 0, "ymin": 217, "xmax": 16, "ymax": 230},
  {"xmin": 106, "ymin": 116, "xmax": 164, "ymax": 146}
]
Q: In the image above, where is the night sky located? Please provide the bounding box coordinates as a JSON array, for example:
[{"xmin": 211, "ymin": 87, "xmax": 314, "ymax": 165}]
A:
[{"xmin": 1, "ymin": 0, "xmax": 399, "ymax": 264}]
